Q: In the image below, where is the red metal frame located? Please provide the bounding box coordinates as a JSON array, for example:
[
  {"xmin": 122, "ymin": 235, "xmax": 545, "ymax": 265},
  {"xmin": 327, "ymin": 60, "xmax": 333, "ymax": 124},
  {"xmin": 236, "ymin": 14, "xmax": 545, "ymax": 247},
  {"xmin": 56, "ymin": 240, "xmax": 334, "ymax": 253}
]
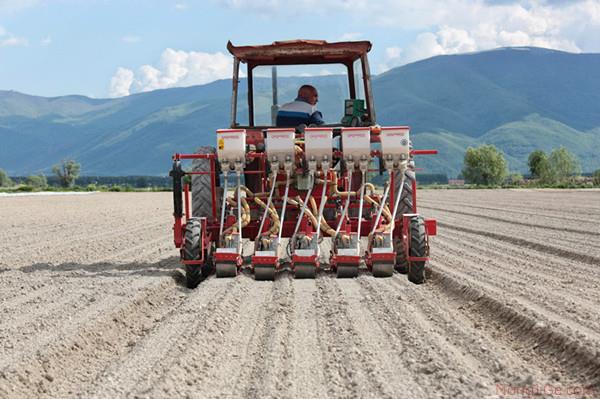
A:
[{"xmin": 171, "ymin": 130, "xmax": 438, "ymax": 274}]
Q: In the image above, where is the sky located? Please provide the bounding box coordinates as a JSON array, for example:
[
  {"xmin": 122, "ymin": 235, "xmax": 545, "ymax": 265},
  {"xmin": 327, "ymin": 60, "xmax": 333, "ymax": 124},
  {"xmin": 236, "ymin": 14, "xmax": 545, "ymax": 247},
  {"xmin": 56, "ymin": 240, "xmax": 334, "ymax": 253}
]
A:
[{"xmin": 1, "ymin": 0, "xmax": 599, "ymax": 98}]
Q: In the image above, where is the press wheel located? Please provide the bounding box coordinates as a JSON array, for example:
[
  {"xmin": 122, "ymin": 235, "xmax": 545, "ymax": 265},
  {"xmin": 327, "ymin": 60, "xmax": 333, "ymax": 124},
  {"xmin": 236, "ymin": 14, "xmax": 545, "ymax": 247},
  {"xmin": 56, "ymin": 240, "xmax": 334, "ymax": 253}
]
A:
[
  {"xmin": 216, "ymin": 263, "xmax": 237, "ymax": 278},
  {"xmin": 254, "ymin": 265, "xmax": 276, "ymax": 281},
  {"xmin": 372, "ymin": 263, "xmax": 394, "ymax": 277},
  {"xmin": 336, "ymin": 265, "xmax": 359, "ymax": 278},
  {"xmin": 294, "ymin": 265, "xmax": 317, "ymax": 279}
]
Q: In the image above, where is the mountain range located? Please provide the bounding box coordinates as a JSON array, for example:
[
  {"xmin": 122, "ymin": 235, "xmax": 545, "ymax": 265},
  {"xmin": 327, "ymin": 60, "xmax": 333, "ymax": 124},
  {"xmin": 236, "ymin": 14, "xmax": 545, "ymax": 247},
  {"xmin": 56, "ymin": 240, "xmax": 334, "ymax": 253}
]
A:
[{"xmin": 1, "ymin": 46, "xmax": 599, "ymax": 177}]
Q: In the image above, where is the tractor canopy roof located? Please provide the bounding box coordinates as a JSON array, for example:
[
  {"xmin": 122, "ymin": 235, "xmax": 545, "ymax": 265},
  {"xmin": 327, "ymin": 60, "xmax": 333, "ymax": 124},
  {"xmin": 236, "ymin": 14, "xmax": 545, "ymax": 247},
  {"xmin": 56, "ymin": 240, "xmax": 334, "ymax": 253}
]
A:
[{"xmin": 227, "ymin": 40, "xmax": 372, "ymax": 66}]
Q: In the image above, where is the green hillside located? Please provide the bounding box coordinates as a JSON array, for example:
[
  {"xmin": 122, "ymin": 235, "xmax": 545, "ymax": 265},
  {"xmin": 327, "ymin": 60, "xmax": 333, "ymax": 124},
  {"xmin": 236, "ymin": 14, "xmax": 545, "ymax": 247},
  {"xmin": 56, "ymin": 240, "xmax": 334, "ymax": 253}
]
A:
[
  {"xmin": 1, "ymin": 47, "xmax": 599, "ymax": 176},
  {"xmin": 414, "ymin": 114, "xmax": 600, "ymax": 176}
]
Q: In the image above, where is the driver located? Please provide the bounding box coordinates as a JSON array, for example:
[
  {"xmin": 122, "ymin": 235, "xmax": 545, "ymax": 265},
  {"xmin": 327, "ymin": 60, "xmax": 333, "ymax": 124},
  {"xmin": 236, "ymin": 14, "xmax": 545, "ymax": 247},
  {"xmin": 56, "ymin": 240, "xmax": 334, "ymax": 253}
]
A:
[{"xmin": 276, "ymin": 85, "xmax": 325, "ymax": 127}]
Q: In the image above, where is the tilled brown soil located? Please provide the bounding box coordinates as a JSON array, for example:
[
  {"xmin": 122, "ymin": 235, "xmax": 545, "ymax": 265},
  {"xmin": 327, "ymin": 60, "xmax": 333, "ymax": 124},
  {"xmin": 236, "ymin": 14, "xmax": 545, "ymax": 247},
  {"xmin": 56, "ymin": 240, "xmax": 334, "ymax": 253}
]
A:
[{"xmin": 1, "ymin": 190, "xmax": 599, "ymax": 398}]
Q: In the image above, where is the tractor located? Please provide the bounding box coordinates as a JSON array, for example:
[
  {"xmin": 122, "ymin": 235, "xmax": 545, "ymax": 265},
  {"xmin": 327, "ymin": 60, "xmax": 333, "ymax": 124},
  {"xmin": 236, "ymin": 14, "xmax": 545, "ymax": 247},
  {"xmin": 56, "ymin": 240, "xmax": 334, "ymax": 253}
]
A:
[{"xmin": 170, "ymin": 40, "xmax": 437, "ymax": 288}]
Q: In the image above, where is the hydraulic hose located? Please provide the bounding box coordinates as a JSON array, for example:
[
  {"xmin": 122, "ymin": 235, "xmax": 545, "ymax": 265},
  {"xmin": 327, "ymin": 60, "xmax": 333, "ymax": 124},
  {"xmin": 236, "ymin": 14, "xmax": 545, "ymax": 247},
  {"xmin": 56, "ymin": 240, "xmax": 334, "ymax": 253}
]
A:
[
  {"xmin": 255, "ymin": 170, "xmax": 278, "ymax": 241},
  {"xmin": 371, "ymin": 177, "xmax": 391, "ymax": 236},
  {"xmin": 291, "ymin": 171, "xmax": 315, "ymax": 244},
  {"xmin": 309, "ymin": 197, "xmax": 336, "ymax": 237}
]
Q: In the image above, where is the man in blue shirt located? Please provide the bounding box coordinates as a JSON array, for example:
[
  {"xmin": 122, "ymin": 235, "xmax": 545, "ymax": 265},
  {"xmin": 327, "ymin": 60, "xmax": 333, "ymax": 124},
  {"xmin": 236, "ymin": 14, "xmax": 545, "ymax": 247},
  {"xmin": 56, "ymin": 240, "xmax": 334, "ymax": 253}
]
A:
[{"xmin": 276, "ymin": 85, "xmax": 325, "ymax": 127}]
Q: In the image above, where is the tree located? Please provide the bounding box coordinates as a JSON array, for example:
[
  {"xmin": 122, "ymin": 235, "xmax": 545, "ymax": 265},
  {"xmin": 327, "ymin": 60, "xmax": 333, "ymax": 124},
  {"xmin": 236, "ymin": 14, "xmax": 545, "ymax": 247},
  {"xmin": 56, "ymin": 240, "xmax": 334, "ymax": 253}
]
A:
[
  {"xmin": 462, "ymin": 145, "xmax": 508, "ymax": 185},
  {"xmin": 52, "ymin": 160, "xmax": 81, "ymax": 188},
  {"xmin": 0, "ymin": 169, "xmax": 13, "ymax": 187},
  {"xmin": 25, "ymin": 174, "xmax": 48, "ymax": 190},
  {"xmin": 548, "ymin": 146, "xmax": 581, "ymax": 182},
  {"xmin": 593, "ymin": 169, "xmax": 600, "ymax": 187},
  {"xmin": 527, "ymin": 150, "xmax": 549, "ymax": 179}
]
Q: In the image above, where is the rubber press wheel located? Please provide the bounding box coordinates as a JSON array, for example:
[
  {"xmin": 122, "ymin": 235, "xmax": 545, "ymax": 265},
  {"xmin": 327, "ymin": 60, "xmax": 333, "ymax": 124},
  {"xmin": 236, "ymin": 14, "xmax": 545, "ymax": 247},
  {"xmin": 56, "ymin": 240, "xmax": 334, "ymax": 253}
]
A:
[
  {"xmin": 216, "ymin": 263, "xmax": 238, "ymax": 278},
  {"xmin": 254, "ymin": 266, "xmax": 276, "ymax": 281},
  {"xmin": 294, "ymin": 265, "xmax": 317, "ymax": 279},
  {"xmin": 336, "ymin": 266, "xmax": 359, "ymax": 278},
  {"xmin": 408, "ymin": 216, "xmax": 427, "ymax": 284},
  {"xmin": 372, "ymin": 263, "xmax": 394, "ymax": 278}
]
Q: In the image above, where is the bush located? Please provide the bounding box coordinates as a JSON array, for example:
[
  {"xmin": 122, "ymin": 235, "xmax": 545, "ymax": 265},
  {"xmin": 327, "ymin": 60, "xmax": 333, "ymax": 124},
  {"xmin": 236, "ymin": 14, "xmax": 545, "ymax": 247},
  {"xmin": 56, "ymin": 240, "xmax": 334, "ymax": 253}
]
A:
[
  {"xmin": 0, "ymin": 169, "xmax": 13, "ymax": 187},
  {"xmin": 462, "ymin": 145, "xmax": 508, "ymax": 185},
  {"xmin": 16, "ymin": 185, "xmax": 35, "ymax": 192},
  {"xmin": 25, "ymin": 174, "xmax": 48, "ymax": 190},
  {"xmin": 506, "ymin": 173, "xmax": 524, "ymax": 185},
  {"xmin": 593, "ymin": 169, "xmax": 600, "ymax": 186}
]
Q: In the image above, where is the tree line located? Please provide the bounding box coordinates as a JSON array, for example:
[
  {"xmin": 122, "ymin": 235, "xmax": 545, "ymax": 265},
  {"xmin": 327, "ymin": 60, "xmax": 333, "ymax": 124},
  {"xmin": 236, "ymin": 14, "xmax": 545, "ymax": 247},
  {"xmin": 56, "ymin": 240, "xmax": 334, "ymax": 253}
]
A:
[
  {"xmin": 0, "ymin": 160, "xmax": 170, "ymax": 191},
  {"xmin": 462, "ymin": 145, "xmax": 600, "ymax": 186},
  {"xmin": 2, "ymin": 151, "xmax": 600, "ymax": 190}
]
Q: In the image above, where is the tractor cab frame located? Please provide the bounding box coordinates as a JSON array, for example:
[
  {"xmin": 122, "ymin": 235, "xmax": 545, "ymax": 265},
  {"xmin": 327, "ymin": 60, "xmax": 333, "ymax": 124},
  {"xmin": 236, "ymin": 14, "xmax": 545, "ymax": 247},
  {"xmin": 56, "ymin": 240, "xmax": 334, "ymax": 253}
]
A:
[{"xmin": 227, "ymin": 40, "xmax": 376, "ymax": 128}]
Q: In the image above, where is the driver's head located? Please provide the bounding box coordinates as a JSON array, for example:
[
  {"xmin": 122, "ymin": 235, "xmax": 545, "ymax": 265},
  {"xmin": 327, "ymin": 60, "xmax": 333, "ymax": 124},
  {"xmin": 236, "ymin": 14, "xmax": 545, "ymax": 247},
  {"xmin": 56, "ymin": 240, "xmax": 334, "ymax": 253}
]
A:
[{"xmin": 298, "ymin": 85, "xmax": 318, "ymax": 105}]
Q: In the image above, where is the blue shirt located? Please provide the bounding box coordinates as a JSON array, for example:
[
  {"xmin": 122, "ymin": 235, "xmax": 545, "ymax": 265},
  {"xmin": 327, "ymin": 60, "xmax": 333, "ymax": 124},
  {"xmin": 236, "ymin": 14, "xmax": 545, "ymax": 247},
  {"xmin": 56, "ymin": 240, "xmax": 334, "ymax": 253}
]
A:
[{"xmin": 276, "ymin": 97, "xmax": 325, "ymax": 127}]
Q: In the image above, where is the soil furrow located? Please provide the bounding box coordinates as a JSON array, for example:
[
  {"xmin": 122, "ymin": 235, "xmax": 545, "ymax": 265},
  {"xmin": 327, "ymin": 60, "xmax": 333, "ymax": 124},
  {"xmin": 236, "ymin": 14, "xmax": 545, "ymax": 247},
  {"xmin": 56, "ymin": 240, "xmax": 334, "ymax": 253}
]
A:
[
  {"xmin": 432, "ymin": 233, "xmax": 600, "ymax": 326},
  {"xmin": 312, "ymin": 276, "xmax": 399, "ymax": 399},
  {"xmin": 136, "ymin": 276, "xmax": 273, "ymax": 398},
  {"xmin": 86, "ymin": 276, "xmax": 238, "ymax": 397},
  {"xmin": 428, "ymin": 268, "xmax": 600, "ymax": 391},
  {"xmin": 421, "ymin": 205, "xmax": 600, "ymax": 236},
  {"xmin": 438, "ymin": 221, "xmax": 600, "ymax": 265},
  {"xmin": 0, "ymin": 276, "xmax": 178, "ymax": 398},
  {"xmin": 229, "ymin": 275, "xmax": 295, "ymax": 399}
]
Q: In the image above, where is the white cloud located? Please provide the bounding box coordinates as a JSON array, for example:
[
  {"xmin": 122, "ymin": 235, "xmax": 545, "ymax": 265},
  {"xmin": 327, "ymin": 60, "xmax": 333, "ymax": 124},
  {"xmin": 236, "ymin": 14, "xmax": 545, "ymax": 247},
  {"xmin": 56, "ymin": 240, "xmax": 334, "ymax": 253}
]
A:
[
  {"xmin": 369, "ymin": 0, "xmax": 596, "ymax": 70},
  {"xmin": 379, "ymin": 46, "xmax": 404, "ymax": 71},
  {"xmin": 0, "ymin": 25, "xmax": 27, "ymax": 47},
  {"xmin": 122, "ymin": 35, "xmax": 141, "ymax": 44},
  {"xmin": 108, "ymin": 48, "xmax": 233, "ymax": 97},
  {"xmin": 174, "ymin": 2, "xmax": 188, "ymax": 10},
  {"xmin": 218, "ymin": 0, "xmax": 600, "ymax": 69},
  {"xmin": 40, "ymin": 36, "xmax": 51, "ymax": 46},
  {"xmin": 109, "ymin": 67, "xmax": 135, "ymax": 97}
]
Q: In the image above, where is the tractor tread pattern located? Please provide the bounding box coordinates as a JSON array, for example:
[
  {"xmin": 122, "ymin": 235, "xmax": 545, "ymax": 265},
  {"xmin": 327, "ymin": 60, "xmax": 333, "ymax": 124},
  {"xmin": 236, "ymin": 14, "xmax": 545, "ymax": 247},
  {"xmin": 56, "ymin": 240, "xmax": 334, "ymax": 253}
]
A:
[
  {"xmin": 183, "ymin": 218, "xmax": 203, "ymax": 289},
  {"xmin": 408, "ymin": 215, "xmax": 427, "ymax": 284},
  {"xmin": 393, "ymin": 169, "xmax": 415, "ymax": 273},
  {"xmin": 192, "ymin": 146, "xmax": 220, "ymax": 219}
]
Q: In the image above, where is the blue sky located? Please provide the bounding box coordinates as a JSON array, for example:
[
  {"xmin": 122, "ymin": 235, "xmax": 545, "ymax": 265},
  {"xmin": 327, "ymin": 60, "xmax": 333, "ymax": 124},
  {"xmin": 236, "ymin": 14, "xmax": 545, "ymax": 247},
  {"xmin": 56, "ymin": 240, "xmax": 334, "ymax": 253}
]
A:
[{"xmin": 1, "ymin": 0, "xmax": 599, "ymax": 98}]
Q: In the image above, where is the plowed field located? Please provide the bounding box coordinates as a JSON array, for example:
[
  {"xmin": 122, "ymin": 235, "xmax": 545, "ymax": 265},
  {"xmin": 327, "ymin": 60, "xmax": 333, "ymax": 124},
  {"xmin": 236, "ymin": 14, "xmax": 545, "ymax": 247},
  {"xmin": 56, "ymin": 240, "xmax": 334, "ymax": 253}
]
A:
[{"xmin": 1, "ymin": 190, "xmax": 599, "ymax": 398}]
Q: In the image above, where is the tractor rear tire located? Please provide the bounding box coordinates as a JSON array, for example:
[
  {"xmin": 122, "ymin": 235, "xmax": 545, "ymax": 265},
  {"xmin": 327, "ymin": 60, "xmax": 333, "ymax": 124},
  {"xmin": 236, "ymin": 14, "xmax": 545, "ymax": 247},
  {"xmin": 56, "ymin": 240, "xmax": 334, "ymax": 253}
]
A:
[
  {"xmin": 408, "ymin": 215, "xmax": 427, "ymax": 284},
  {"xmin": 183, "ymin": 218, "xmax": 203, "ymax": 289},
  {"xmin": 392, "ymin": 169, "xmax": 415, "ymax": 216},
  {"xmin": 393, "ymin": 169, "xmax": 415, "ymax": 273},
  {"xmin": 192, "ymin": 146, "xmax": 221, "ymax": 219}
]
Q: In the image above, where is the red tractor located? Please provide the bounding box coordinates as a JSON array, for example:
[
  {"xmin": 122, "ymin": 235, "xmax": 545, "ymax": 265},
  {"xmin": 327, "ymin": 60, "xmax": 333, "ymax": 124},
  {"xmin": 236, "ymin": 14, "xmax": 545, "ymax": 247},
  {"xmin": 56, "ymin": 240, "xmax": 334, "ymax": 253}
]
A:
[{"xmin": 170, "ymin": 40, "xmax": 437, "ymax": 288}]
